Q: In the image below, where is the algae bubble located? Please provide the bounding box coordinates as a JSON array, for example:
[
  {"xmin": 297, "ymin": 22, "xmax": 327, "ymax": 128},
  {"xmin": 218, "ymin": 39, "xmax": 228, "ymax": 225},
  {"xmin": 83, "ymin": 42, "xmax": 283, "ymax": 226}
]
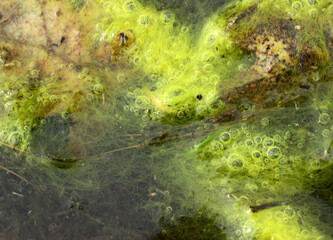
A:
[
  {"xmin": 319, "ymin": 113, "xmax": 331, "ymax": 125},
  {"xmin": 267, "ymin": 147, "xmax": 282, "ymax": 160},
  {"xmin": 261, "ymin": 118, "xmax": 270, "ymax": 126},
  {"xmin": 220, "ymin": 132, "xmax": 231, "ymax": 142}
]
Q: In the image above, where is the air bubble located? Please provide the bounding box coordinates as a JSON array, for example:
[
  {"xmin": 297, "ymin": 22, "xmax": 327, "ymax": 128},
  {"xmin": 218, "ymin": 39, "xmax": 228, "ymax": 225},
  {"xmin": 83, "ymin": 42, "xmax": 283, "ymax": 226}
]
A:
[
  {"xmin": 322, "ymin": 129, "xmax": 330, "ymax": 137},
  {"xmin": 140, "ymin": 16, "xmax": 150, "ymax": 25},
  {"xmin": 133, "ymin": 88, "xmax": 143, "ymax": 95},
  {"xmin": 284, "ymin": 206, "xmax": 295, "ymax": 218},
  {"xmin": 9, "ymin": 132, "xmax": 21, "ymax": 146},
  {"xmin": 203, "ymin": 64, "xmax": 213, "ymax": 72},
  {"xmin": 274, "ymin": 211, "xmax": 283, "ymax": 219},
  {"xmin": 117, "ymin": 74, "xmax": 125, "ymax": 82},
  {"xmin": 239, "ymin": 195, "xmax": 249, "ymax": 204},
  {"xmin": 261, "ymin": 118, "xmax": 269, "ymax": 126},
  {"xmin": 292, "ymin": 1, "xmax": 302, "ymax": 10},
  {"xmin": 125, "ymin": 1, "xmax": 137, "ymax": 11},
  {"xmin": 93, "ymin": 84, "xmax": 104, "ymax": 94},
  {"xmin": 252, "ymin": 151, "xmax": 261, "ymax": 159},
  {"xmin": 267, "ymin": 147, "xmax": 282, "ymax": 160},
  {"xmin": 235, "ymin": 229, "xmax": 242, "ymax": 236},
  {"xmin": 254, "ymin": 136, "xmax": 262, "ymax": 144},
  {"xmin": 238, "ymin": 64, "xmax": 246, "ymax": 71},
  {"xmin": 26, "ymin": 92, "xmax": 33, "ymax": 99},
  {"xmin": 282, "ymin": 218, "xmax": 289, "ymax": 224},
  {"xmin": 230, "ymin": 129, "xmax": 239, "ymax": 138},
  {"xmin": 273, "ymin": 135, "xmax": 281, "ymax": 142},
  {"xmin": 203, "ymin": 124, "xmax": 210, "ymax": 129},
  {"xmin": 211, "ymin": 141, "xmax": 223, "ymax": 151},
  {"xmin": 241, "ymin": 123, "xmax": 248, "ymax": 130},
  {"xmin": 229, "ymin": 154, "xmax": 244, "ymax": 169},
  {"xmin": 261, "ymin": 181, "xmax": 269, "ymax": 188},
  {"xmin": 85, "ymin": 76, "xmax": 93, "ymax": 83},
  {"xmin": 165, "ymin": 206, "xmax": 173, "ymax": 214},
  {"xmin": 220, "ymin": 132, "xmax": 231, "ymax": 142},
  {"xmin": 151, "ymin": 74, "xmax": 157, "ymax": 81},
  {"xmin": 245, "ymin": 139, "xmax": 254, "ymax": 147},
  {"xmin": 248, "ymin": 184, "xmax": 258, "ymax": 193},
  {"xmin": 207, "ymin": 34, "xmax": 215, "ymax": 43},
  {"xmin": 29, "ymin": 105, "xmax": 36, "ymax": 112},
  {"xmin": 30, "ymin": 69, "xmax": 39, "ymax": 77},
  {"xmin": 87, "ymin": 93, "xmax": 96, "ymax": 101},
  {"xmin": 161, "ymin": 11, "xmax": 174, "ymax": 24},
  {"xmin": 177, "ymin": 111, "xmax": 184, "ymax": 118},
  {"xmin": 318, "ymin": 113, "xmax": 330, "ymax": 125},
  {"xmin": 134, "ymin": 57, "xmax": 140, "ymax": 64},
  {"xmin": 263, "ymin": 137, "xmax": 274, "ymax": 147},
  {"xmin": 309, "ymin": 8, "xmax": 318, "ymax": 16},
  {"xmin": 142, "ymin": 115, "xmax": 150, "ymax": 122},
  {"xmin": 180, "ymin": 26, "xmax": 188, "ymax": 33}
]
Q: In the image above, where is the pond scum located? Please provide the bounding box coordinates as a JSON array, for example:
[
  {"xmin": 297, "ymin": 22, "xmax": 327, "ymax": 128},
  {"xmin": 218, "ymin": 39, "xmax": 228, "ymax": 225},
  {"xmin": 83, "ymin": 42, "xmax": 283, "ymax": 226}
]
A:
[{"xmin": 0, "ymin": 0, "xmax": 332, "ymax": 239}]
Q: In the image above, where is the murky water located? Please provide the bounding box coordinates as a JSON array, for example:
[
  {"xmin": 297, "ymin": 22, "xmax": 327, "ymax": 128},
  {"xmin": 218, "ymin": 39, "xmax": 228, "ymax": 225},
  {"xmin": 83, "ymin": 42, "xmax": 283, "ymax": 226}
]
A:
[{"xmin": 0, "ymin": 0, "xmax": 332, "ymax": 239}]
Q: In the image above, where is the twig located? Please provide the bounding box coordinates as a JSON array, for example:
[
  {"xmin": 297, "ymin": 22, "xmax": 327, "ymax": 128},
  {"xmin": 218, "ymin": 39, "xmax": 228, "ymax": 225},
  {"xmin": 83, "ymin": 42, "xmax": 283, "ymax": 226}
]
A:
[
  {"xmin": 0, "ymin": 164, "xmax": 32, "ymax": 185},
  {"xmin": 12, "ymin": 192, "xmax": 24, "ymax": 198},
  {"xmin": 0, "ymin": 141, "xmax": 27, "ymax": 154},
  {"xmin": 0, "ymin": 17, "xmax": 10, "ymax": 25}
]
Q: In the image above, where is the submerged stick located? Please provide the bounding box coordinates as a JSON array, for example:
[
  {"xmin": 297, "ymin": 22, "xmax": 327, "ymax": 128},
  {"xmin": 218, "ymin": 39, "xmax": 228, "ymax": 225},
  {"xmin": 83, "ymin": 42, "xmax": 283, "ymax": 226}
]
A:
[
  {"xmin": 0, "ymin": 141, "xmax": 27, "ymax": 154},
  {"xmin": 0, "ymin": 164, "xmax": 32, "ymax": 185},
  {"xmin": 250, "ymin": 202, "xmax": 281, "ymax": 213}
]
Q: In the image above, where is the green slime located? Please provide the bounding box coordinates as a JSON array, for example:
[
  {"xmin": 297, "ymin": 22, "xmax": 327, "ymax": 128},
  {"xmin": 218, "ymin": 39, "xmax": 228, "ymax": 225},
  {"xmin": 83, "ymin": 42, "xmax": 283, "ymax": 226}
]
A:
[{"xmin": 0, "ymin": 0, "xmax": 332, "ymax": 239}]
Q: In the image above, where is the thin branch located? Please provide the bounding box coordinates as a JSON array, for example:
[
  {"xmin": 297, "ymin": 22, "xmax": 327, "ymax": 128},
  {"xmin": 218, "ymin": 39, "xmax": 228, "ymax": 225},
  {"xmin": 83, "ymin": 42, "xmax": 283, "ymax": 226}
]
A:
[
  {"xmin": 0, "ymin": 164, "xmax": 32, "ymax": 185},
  {"xmin": 0, "ymin": 141, "xmax": 27, "ymax": 154}
]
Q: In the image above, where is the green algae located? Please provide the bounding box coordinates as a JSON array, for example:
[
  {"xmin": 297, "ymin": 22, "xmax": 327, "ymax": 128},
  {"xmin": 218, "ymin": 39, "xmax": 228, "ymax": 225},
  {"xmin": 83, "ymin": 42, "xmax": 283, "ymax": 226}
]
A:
[
  {"xmin": 70, "ymin": 0, "xmax": 86, "ymax": 10},
  {"xmin": 153, "ymin": 207, "xmax": 227, "ymax": 240},
  {"xmin": 95, "ymin": 0, "xmax": 332, "ymax": 125},
  {"xmin": 0, "ymin": 0, "xmax": 332, "ymax": 239}
]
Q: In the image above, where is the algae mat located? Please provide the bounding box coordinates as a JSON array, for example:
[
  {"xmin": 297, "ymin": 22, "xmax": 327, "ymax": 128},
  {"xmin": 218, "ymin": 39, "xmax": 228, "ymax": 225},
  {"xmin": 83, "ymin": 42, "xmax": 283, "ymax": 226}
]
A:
[{"xmin": 0, "ymin": 0, "xmax": 332, "ymax": 239}]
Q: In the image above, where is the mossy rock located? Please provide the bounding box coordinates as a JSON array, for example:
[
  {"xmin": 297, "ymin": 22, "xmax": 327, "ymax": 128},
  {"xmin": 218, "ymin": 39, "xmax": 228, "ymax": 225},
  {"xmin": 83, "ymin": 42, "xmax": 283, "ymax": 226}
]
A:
[{"xmin": 217, "ymin": 1, "xmax": 332, "ymax": 109}]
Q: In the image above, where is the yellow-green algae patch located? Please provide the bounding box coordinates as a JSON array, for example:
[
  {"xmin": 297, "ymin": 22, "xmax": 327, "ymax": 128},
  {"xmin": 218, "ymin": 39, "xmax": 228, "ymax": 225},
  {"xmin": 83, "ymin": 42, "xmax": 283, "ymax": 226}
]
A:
[
  {"xmin": 96, "ymin": 0, "xmax": 332, "ymax": 125},
  {"xmin": 92, "ymin": 0, "xmax": 333, "ymax": 238},
  {"xmin": 0, "ymin": 0, "xmax": 332, "ymax": 239}
]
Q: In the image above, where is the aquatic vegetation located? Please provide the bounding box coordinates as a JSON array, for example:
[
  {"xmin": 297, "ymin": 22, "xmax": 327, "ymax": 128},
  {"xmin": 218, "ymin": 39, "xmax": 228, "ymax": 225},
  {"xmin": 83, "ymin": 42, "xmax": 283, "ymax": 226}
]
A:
[
  {"xmin": 0, "ymin": 0, "xmax": 332, "ymax": 239},
  {"xmin": 95, "ymin": 0, "xmax": 332, "ymax": 126},
  {"xmin": 153, "ymin": 207, "xmax": 227, "ymax": 240},
  {"xmin": 217, "ymin": 0, "xmax": 333, "ymax": 108},
  {"xmin": 70, "ymin": 0, "xmax": 86, "ymax": 10}
]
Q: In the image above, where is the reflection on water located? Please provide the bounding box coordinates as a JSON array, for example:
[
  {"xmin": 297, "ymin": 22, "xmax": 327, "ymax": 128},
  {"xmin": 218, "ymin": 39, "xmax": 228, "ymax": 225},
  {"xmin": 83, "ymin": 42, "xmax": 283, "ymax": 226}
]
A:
[{"xmin": 0, "ymin": 0, "xmax": 332, "ymax": 239}]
